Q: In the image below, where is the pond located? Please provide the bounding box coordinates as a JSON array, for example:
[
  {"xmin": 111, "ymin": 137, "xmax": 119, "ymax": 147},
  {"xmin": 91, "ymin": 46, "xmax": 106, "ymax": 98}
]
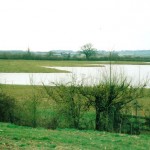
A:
[{"xmin": 0, "ymin": 64, "xmax": 150, "ymax": 87}]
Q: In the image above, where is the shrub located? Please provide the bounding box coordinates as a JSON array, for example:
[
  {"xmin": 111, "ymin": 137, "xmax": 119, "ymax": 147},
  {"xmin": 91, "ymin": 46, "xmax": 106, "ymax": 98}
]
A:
[
  {"xmin": 44, "ymin": 85, "xmax": 90, "ymax": 129},
  {"xmin": 0, "ymin": 93, "xmax": 16, "ymax": 123}
]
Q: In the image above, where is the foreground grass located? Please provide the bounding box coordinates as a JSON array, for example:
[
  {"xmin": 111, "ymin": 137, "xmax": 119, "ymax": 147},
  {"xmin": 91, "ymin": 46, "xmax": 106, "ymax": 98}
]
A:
[
  {"xmin": 0, "ymin": 59, "xmax": 150, "ymax": 73},
  {"xmin": 0, "ymin": 122, "xmax": 149, "ymax": 150}
]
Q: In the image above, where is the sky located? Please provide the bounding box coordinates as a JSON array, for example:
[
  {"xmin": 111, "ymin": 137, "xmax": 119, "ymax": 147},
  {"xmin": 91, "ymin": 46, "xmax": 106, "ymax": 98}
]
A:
[{"xmin": 0, "ymin": 0, "xmax": 150, "ymax": 52}]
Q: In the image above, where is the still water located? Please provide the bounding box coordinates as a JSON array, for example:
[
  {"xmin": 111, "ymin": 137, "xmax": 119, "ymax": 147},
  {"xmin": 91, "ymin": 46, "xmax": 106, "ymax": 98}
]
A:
[{"xmin": 0, "ymin": 65, "xmax": 150, "ymax": 87}]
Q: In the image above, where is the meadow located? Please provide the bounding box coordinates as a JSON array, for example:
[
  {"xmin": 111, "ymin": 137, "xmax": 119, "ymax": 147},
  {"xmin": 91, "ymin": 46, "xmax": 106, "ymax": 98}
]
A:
[{"xmin": 0, "ymin": 122, "xmax": 150, "ymax": 150}]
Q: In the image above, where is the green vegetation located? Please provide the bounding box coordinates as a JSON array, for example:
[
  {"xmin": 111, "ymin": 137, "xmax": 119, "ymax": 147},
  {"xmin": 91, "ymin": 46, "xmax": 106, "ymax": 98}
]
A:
[
  {"xmin": 1, "ymin": 84, "xmax": 150, "ymax": 113},
  {"xmin": 0, "ymin": 86, "xmax": 149, "ymax": 149},
  {"xmin": 1, "ymin": 72, "xmax": 150, "ymax": 134},
  {"xmin": 80, "ymin": 43, "xmax": 97, "ymax": 59},
  {"xmin": 0, "ymin": 122, "xmax": 149, "ymax": 150},
  {"xmin": 0, "ymin": 84, "xmax": 43, "ymax": 100},
  {"xmin": 0, "ymin": 59, "xmax": 150, "ymax": 148},
  {"xmin": 1, "ymin": 49, "xmax": 150, "ymax": 61},
  {"xmin": 43, "ymin": 73, "xmax": 150, "ymax": 134},
  {"xmin": 0, "ymin": 60, "xmax": 70, "ymax": 73},
  {"xmin": 0, "ymin": 93, "xmax": 16, "ymax": 122}
]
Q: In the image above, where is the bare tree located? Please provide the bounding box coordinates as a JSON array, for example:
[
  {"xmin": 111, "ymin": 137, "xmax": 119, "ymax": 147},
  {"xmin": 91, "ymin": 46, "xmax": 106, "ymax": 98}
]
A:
[{"xmin": 80, "ymin": 43, "xmax": 97, "ymax": 60}]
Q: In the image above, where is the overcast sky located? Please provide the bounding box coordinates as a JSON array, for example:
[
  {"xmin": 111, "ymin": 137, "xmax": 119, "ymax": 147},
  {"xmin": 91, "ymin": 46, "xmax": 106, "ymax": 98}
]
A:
[{"xmin": 0, "ymin": 0, "xmax": 150, "ymax": 51}]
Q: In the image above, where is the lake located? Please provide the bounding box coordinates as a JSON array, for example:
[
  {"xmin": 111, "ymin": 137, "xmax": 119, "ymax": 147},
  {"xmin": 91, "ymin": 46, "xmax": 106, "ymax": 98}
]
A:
[{"xmin": 0, "ymin": 64, "xmax": 150, "ymax": 87}]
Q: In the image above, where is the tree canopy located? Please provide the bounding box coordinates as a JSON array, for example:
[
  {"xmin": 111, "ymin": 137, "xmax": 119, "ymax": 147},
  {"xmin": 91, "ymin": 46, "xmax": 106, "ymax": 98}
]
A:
[{"xmin": 80, "ymin": 43, "xmax": 97, "ymax": 60}]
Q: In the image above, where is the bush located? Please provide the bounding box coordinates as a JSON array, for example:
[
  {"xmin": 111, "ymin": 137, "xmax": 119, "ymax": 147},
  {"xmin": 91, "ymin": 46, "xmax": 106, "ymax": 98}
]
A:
[
  {"xmin": 0, "ymin": 93, "xmax": 16, "ymax": 123},
  {"xmin": 44, "ymin": 85, "xmax": 90, "ymax": 129}
]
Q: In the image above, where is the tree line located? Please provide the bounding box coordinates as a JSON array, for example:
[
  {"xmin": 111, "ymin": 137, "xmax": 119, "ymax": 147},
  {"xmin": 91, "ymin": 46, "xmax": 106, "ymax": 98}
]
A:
[{"xmin": 0, "ymin": 43, "xmax": 150, "ymax": 61}]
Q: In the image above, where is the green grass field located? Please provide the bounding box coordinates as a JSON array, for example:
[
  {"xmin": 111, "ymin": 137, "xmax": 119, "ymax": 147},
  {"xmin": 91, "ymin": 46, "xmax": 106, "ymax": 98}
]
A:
[
  {"xmin": 0, "ymin": 84, "xmax": 45, "ymax": 100},
  {"xmin": 0, "ymin": 59, "xmax": 150, "ymax": 73},
  {"xmin": 0, "ymin": 122, "xmax": 149, "ymax": 150}
]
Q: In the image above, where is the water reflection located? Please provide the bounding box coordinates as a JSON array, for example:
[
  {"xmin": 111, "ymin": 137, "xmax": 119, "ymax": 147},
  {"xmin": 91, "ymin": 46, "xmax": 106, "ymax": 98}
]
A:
[{"xmin": 0, "ymin": 65, "xmax": 150, "ymax": 87}]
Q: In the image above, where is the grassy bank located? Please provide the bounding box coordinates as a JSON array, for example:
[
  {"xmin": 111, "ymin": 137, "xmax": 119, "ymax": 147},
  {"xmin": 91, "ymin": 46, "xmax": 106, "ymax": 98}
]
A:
[
  {"xmin": 0, "ymin": 122, "xmax": 149, "ymax": 150},
  {"xmin": 0, "ymin": 59, "xmax": 150, "ymax": 73}
]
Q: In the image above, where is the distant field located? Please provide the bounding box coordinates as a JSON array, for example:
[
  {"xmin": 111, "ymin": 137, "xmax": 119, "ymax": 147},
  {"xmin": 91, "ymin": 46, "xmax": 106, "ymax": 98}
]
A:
[
  {"xmin": 0, "ymin": 59, "xmax": 150, "ymax": 73},
  {"xmin": 0, "ymin": 122, "xmax": 149, "ymax": 150},
  {"xmin": 0, "ymin": 60, "xmax": 101, "ymax": 73},
  {"xmin": 0, "ymin": 84, "xmax": 45, "ymax": 100},
  {"xmin": 1, "ymin": 84, "xmax": 149, "ymax": 99},
  {"xmin": 0, "ymin": 60, "xmax": 70, "ymax": 73}
]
